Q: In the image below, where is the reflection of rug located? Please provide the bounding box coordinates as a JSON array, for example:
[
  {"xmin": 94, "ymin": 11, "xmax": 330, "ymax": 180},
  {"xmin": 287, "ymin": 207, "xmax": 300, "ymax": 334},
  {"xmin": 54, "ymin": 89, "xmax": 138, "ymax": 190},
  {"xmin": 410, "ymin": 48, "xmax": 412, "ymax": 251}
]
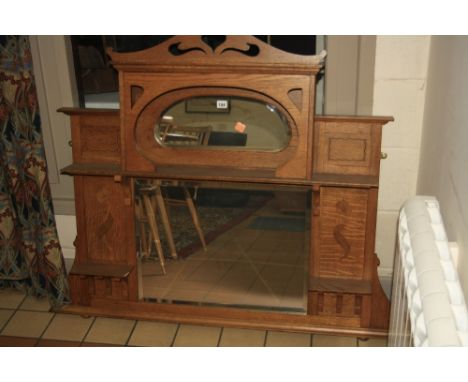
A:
[
  {"xmin": 154, "ymin": 194, "xmax": 270, "ymax": 259},
  {"xmin": 248, "ymin": 216, "xmax": 306, "ymax": 232}
]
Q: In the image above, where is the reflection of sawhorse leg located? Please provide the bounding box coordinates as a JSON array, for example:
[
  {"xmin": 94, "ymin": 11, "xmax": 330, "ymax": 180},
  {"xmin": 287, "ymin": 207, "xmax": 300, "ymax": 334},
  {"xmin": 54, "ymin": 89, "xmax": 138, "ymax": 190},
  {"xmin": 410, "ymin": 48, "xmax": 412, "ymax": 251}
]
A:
[
  {"xmin": 183, "ymin": 187, "xmax": 207, "ymax": 251},
  {"xmin": 142, "ymin": 192, "xmax": 166, "ymax": 275},
  {"xmin": 154, "ymin": 182, "xmax": 178, "ymax": 259},
  {"xmin": 135, "ymin": 197, "xmax": 150, "ymax": 258}
]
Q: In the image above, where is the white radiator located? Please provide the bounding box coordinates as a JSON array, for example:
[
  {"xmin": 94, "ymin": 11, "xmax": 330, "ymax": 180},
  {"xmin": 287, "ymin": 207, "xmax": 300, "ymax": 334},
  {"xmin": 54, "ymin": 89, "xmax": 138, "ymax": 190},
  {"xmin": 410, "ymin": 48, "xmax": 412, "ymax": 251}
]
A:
[{"xmin": 388, "ymin": 196, "xmax": 468, "ymax": 346}]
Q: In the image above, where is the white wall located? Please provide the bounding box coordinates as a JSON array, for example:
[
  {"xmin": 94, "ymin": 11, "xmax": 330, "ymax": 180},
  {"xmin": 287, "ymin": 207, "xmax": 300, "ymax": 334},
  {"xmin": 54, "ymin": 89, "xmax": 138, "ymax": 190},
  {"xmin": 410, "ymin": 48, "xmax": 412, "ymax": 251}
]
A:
[
  {"xmin": 372, "ymin": 36, "xmax": 431, "ymax": 278},
  {"xmin": 417, "ymin": 36, "xmax": 468, "ymax": 297},
  {"xmin": 55, "ymin": 215, "xmax": 77, "ymax": 259}
]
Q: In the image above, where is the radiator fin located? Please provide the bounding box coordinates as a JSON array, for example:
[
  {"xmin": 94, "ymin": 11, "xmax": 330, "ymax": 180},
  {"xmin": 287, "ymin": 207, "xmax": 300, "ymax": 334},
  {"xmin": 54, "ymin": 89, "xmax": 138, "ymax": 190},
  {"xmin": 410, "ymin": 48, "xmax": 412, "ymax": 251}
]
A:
[{"xmin": 389, "ymin": 196, "xmax": 468, "ymax": 346}]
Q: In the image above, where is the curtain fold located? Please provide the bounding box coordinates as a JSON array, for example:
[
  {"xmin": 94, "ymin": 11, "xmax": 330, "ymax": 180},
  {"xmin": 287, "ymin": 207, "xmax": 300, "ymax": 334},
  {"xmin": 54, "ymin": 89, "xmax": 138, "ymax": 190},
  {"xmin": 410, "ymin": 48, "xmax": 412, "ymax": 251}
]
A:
[{"xmin": 0, "ymin": 35, "xmax": 69, "ymax": 307}]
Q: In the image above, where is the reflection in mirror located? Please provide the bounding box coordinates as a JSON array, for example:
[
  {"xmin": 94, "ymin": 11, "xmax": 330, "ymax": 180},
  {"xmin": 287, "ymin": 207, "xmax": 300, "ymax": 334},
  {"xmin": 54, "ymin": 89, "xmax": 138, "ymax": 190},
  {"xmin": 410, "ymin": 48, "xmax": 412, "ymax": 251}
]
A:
[
  {"xmin": 154, "ymin": 97, "xmax": 291, "ymax": 151},
  {"xmin": 134, "ymin": 179, "xmax": 310, "ymax": 314}
]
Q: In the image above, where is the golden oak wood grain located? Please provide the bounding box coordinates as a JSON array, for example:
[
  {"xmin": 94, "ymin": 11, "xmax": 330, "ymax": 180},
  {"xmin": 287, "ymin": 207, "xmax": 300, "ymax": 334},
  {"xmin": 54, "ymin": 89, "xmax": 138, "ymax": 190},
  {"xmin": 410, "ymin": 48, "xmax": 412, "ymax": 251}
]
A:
[{"xmin": 58, "ymin": 36, "xmax": 391, "ymax": 336}]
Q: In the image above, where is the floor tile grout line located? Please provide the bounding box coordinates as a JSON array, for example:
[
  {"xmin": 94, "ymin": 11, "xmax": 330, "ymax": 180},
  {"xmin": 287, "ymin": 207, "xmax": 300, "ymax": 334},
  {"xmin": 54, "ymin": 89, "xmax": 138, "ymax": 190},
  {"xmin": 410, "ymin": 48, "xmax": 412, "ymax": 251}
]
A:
[
  {"xmin": 79, "ymin": 316, "xmax": 97, "ymax": 346},
  {"xmin": 15, "ymin": 293, "xmax": 29, "ymax": 312},
  {"xmin": 125, "ymin": 320, "xmax": 138, "ymax": 347},
  {"xmin": 0, "ymin": 292, "xmax": 33, "ymax": 336},
  {"xmin": 170, "ymin": 323, "xmax": 181, "ymax": 347},
  {"xmin": 0, "ymin": 308, "xmax": 17, "ymax": 335},
  {"xmin": 216, "ymin": 327, "xmax": 224, "ymax": 347},
  {"xmin": 16, "ymin": 308, "xmax": 53, "ymax": 314},
  {"xmin": 199, "ymin": 261, "xmax": 236, "ymax": 303},
  {"xmin": 35, "ymin": 312, "xmax": 57, "ymax": 346}
]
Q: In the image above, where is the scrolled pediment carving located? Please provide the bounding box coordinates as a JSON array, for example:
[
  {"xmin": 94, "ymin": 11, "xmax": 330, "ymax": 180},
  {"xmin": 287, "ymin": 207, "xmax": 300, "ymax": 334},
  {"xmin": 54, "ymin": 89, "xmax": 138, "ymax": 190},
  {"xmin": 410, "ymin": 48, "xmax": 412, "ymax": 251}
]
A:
[
  {"xmin": 168, "ymin": 35, "xmax": 261, "ymax": 58},
  {"xmin": 107, "ymin": 35, "xmax": 326, "ymax": 74}
]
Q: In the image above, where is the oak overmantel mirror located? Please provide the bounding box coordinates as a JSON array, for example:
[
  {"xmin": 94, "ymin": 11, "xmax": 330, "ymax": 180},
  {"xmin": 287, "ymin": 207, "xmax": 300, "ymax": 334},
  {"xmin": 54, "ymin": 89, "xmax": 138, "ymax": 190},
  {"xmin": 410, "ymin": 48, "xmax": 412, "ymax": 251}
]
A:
[{"xmin": 59, "ymin": 35, "xmax": 393, "ymax": 337}]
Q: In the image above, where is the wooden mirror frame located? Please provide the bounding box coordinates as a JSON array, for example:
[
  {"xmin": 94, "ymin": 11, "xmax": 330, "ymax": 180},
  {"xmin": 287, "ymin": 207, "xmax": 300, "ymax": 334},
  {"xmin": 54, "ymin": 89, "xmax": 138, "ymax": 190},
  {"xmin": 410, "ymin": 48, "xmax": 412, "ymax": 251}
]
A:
[
  {"xmin": 59, "ymin": 36, "xmax": 393, "ymax": 338},
  {"xmin": 110, "ymin": 35, "xmax": 325, "ymax": 180}
]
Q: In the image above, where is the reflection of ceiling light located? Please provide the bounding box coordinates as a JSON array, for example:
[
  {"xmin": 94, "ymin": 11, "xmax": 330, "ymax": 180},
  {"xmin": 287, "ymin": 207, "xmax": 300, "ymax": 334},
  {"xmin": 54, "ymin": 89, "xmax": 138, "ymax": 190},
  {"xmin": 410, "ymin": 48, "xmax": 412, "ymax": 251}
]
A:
[
  {"xmin": 266, "ymin": 104, "xmax": 276, "ymax": 113},
  {"xmin": 162, "ymin": 115, "xmax": 174, "ymax": 122}
]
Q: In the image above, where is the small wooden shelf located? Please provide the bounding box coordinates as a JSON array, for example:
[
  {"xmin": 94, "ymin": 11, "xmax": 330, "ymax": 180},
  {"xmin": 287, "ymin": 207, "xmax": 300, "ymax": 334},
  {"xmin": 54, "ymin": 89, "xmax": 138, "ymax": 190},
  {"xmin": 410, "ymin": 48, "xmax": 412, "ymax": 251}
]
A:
[
  {"xmin": 69, "ymin": 263, "xmax": 133, "ymax": 278},
  {"xmin": 311, "ymin": 173, "xmax": 379, "ymax": 188},
  {"xmin": 61, "ymin": 164, "xmax": 380, "ymax": 188},
  {"xmin": 61, "ymin": 163, "xmax": 120, "ymax": 177},
  {"xmin": 58, "ymin": 107, "xmax": 119, "ymax": 116},
  {"xmin": 315, "ymin": 115, "xmax": 394, "ymax": 124}
]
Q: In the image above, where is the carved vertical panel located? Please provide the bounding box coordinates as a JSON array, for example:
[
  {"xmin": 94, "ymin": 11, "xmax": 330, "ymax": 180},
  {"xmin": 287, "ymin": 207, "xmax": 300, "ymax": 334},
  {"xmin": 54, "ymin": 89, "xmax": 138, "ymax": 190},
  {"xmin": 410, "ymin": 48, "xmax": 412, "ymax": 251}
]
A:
[
  {"xmin": 308, "ymin": 291, "xmax": 366, "ymax": 319},
  {"xmin": 317, "ymin": 187, "xmax": 368, "ymax": 280},
  {"xmin": 70, "ymin": 112, "xmax": 121, "ymax": 164},
  {"xmin": 83, "ymin": 177, "xmax": 128, "ymax": 264}
]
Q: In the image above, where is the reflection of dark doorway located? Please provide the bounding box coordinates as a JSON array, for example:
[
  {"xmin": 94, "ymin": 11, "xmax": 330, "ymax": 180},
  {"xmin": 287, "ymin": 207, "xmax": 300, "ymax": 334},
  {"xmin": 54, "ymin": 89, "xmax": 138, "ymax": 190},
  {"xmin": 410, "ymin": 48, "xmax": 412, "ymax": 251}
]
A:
[
  {"xmin": 254, "ymin": 35, "xmax": 316, "ymax": 55},
  {"xmin": 70, "ymin": 35, "xmax": 318, "ymax": 107}
]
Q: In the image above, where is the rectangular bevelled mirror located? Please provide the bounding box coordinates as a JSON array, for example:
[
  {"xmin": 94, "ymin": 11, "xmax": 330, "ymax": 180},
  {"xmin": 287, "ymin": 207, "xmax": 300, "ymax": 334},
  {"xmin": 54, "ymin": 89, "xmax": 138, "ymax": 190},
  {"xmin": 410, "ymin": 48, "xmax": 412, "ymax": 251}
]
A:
[{"xmin": 134, "ymin": 179, "xmax": 310, "ymax": 314}]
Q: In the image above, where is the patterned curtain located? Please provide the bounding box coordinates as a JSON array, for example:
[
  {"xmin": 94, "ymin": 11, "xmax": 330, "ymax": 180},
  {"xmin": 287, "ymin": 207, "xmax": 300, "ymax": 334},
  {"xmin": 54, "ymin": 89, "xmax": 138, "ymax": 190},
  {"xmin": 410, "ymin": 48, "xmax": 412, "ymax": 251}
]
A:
[{"xmin": 0, "ymin": 36, "xmax": 70, "ymax": 307}]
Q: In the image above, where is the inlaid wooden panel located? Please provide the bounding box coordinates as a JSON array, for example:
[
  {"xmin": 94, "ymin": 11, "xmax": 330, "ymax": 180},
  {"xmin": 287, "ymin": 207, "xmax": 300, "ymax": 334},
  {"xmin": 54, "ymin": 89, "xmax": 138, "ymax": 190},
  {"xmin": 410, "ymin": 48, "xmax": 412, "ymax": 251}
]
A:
[
  {"xmin": 314, "ymin": 118, "xmax": 383, "ymax": 177},
  {"xmin": 80, "ymin": 124, "xmax": 120, "ymax": 163},
  {"xmin": 67, "ymin": 110, "xmax": 120, "ymax": 164},
  {"xmin": 82, "ymin": 177, "xmax": 128, "ymax": 264},
  {"xmin": 315, "ymin": 187, "xmax": 368, "ymax": 280}
]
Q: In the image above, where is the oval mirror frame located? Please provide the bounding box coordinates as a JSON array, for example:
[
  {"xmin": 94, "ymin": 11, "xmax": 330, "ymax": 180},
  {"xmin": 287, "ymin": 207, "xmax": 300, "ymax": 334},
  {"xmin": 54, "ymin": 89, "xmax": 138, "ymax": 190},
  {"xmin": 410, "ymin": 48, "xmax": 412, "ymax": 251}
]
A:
[{"xmin": 154, "ymin": 95, "xmax": 292, "ymax": 152}]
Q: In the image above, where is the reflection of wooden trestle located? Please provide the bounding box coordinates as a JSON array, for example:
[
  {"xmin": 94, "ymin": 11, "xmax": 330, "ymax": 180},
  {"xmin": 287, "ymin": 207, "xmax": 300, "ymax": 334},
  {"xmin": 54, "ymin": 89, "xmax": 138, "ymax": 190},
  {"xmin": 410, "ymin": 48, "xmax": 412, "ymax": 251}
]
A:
[{"xmin": 135, "ymin": 180, "xmax": 207, "ymax": 275}]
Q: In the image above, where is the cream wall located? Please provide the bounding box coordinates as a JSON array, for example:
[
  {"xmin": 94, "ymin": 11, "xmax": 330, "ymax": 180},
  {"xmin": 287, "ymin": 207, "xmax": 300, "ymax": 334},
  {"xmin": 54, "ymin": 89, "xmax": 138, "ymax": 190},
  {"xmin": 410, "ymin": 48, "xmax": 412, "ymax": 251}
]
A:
[
  {"xmin": 29, "ymin": 36, "xmax": 78, "ymax": 215},
  {"xmin": 372, "ymin": 36, "xmax": 431, "ymax": 277},
  {"xmin": 417, "ymin": 36, "xmax": 468, "ymax": 297},
  {"xmin": 324, "ymin": 36, "xmax": 376, "ymax": 115}
]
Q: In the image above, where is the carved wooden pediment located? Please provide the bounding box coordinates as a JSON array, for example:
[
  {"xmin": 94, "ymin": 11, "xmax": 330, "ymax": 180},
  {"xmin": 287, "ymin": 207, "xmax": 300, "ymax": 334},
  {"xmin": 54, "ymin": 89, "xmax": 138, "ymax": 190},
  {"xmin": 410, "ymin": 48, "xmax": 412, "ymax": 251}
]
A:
[{"xmin": 107, "ymin": 35, "xmax": 327, "ymax": 74}]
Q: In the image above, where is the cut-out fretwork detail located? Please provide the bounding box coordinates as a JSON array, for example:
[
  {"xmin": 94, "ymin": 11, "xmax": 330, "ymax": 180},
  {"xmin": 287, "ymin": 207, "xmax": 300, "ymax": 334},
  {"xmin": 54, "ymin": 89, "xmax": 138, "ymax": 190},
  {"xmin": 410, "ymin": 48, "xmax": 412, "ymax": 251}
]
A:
[
  {"xmin": 107, "ymin": 36, "xmax": 327, "ymax": 74},
  {"xmin": 168, "ymin": 36, "xmax": 260, "ymax": 57},
  {"xmin": 169, "ymin": 43, "xmax": 207, "ymax": 56},
  {"xmin": 288, "ymin": 88, "xmax": 303, "ymax": 111},
  {"xmin": 131, "ymin": 85, "xmax": 144, "ymax": 108},
  {"xmin": 354, "ymin": 295, "xmax": 363, "ymax": 315},
  {"xmin": 221, "ymin": 43, "xmax": 260, "ymax": 57},
  {"xmin": 201, "ymin": 35, "xmax": 227, "ymax": 52},
  {"xmin": 336, "ymin": 294, "xmax": 343, "ymax": 314}
]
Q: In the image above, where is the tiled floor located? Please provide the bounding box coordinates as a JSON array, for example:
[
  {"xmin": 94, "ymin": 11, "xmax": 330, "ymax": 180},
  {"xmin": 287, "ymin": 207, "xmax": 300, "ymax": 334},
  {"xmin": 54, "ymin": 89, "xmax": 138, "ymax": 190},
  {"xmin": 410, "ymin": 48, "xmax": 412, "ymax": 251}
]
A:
[{"xmin": 0, "ymin": 288, "xmax": 388, "ymax": 347}]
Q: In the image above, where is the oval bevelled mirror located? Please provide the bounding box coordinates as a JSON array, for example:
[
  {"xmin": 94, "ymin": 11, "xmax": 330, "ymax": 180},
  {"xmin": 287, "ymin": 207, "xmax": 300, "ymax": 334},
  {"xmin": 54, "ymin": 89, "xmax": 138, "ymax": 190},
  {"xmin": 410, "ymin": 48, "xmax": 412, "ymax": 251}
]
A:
[{"xmin": 154, "ymin": 96, "xmax": 291, "ymax": 151}]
